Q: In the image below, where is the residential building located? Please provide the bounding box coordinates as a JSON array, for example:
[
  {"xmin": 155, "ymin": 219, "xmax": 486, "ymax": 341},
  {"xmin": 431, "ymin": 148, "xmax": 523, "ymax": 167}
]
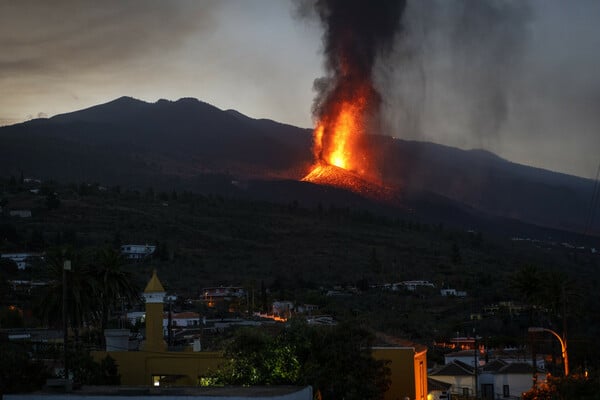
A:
[
  {"xmin": 395, "ymin": 280, "xmax": 435, "ymax": 291},
  {"xmin": 1, "ymin": 252, "xmax": 44, "ymax": 270},
  {"xmin": 429, "ymin": 359, "xmax": 546, "ymax": 399},
  {"xmin": 120, "ymin": 244, "xmax": 156, "ymax": 260},
  {"xmin": 429, "ymin": 360, "xmax": 477, "ymax": 397},
  {"xmin": 479, "ymin": 359, "xmax": 541, "ymax": 399},
  {"xmin": 202, "ymin": 286, "xmax": 245, "ymax": 306},
  {"xmin": 272, "ymin": 301, "xmax": 294, "ymax": 318},
  {"xmin": 445, "ymin": 349, "xmax": 481, "ymax": 367},
  {"xmin": 372, "ymin": 334, "xmax": 429, "ymax": 400},
  {"xmin": 440, "ymin": 288, "xmax": 467, "ymax": 297},
  {"xmin": 9, "ymin": 210, "xmax": 32, "ymax": 218}
]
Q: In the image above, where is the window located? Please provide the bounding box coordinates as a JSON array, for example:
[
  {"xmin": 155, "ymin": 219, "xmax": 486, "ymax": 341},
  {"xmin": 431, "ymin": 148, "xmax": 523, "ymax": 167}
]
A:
[{"xmin": 503, "ymin": 385, "xmax": 510, "ymax": 398}]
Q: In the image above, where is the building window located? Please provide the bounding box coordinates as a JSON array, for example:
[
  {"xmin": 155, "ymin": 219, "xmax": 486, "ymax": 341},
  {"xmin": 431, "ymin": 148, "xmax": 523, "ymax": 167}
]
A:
[
  {"xmin": 503, "ymin": 385, "xmax": 510, "ymax": 397},
  {"xmin": 462, "ymin": 388, "xmax": 470, "ymax": 397},
  {"xmin": 153, "ymin": 375, "xmax": 164, "ymax": 387}
]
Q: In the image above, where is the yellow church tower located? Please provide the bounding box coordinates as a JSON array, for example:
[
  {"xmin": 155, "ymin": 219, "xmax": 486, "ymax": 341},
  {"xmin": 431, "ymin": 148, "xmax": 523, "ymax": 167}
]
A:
[{"xmin": 142, "ymin": 269, "xmax": 167, "ymax": 352}]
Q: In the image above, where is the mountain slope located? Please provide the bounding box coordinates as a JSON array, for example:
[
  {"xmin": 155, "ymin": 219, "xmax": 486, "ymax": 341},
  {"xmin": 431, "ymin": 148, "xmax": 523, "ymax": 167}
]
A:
[{"xmin": 0, "ymin": 96, "xmax": 597, "ymax": 235}]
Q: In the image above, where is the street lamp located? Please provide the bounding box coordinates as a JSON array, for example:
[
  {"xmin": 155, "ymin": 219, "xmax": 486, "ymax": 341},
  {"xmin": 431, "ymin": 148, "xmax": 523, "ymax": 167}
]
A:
[{"xmin": 528, "ymin": 327, "xmax": 569, "ymax": 376}]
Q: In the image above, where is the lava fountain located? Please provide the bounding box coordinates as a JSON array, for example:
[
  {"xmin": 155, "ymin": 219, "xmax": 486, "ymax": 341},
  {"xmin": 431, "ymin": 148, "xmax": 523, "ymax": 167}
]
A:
[{"xmin": 301, "ymin": 0, "xmax": 407, "ymax": 198}]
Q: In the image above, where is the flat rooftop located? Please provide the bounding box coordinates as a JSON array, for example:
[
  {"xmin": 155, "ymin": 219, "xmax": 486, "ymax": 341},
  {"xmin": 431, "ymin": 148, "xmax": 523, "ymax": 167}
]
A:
[{"xmin": 5, "ymin": 385, "xmax": 312, "ymax": 399}]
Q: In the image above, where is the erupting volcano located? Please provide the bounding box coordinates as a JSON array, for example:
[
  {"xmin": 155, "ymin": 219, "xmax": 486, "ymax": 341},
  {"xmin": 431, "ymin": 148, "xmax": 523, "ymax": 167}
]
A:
[{"xmin": 301, "ymin": 0, "xmax": 407, "ymax": 199}]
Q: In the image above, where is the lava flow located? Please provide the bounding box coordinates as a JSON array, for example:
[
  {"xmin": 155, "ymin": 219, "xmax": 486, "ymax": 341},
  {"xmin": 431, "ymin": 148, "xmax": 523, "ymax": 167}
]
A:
[
  {"xmin": 300, "ymin": 0, "xmax": 406, "ymax": 200},
  {"xmin": 301, "ymin": 80, "xmax": 389, "ymax": 198},
  {"xmin": 301, "ymin": 85, "xmax": 380, "ymax": 194}
]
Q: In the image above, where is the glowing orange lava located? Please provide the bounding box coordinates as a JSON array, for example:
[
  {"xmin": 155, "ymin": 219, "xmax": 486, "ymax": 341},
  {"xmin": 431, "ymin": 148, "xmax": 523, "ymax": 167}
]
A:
[{"xmin": 306, "ymin": 84, "xmax": 372, "ymax": 178}]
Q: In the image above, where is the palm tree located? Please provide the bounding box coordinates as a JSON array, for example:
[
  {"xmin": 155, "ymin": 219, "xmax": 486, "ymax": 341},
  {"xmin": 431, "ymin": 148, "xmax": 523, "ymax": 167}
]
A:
[
  {"xmin": 36, "ymin": 247, "xmax": 98, "ymax": 340},
  {"xmin": 541, "ymin": 270, "xmax": 581, "ymax": 330},
  {"xmin": 91, "ymin": 247, "xmax": 139, "ymax": 336},
  {"xmin": 510, "ymin": 265, "xmax": 544, "ymax": 324}
]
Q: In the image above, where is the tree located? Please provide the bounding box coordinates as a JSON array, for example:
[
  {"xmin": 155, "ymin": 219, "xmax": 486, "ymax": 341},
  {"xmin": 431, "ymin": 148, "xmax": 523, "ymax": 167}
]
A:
[
  {"xmin": 27, "ymin": 229, "xmax": 45, "ymax": 251},
  {"xmin": 451, "ymin": 242, "xmax": 462, "ymax": 265},
  {"xmin": 45, "ymin": 192, "xmax": 60, "ymax": 209},
  {"xmin": 92, "ymin": 247, "xmax": 139, "ymax": 336},
  {"xmin": 299, "ymin": 322, "xmax": 391, "ymax": 400},
  {"xmin": 210, "ymin": 320, "xmax": 391, "ymax": 400},
  {"xmin": 523, "ymin": 374, "xmax": 600, "ymax": 400},
  {"xmin": 69, "ymin": 346, "xmax": 121, "ymax": 385},
  {"xmin": 214, "ymin": 328, "xmax": 300, "ymax": 385},
  {"xmin": 510, "ymin": 265, "xmax": 544, "ymax": 324},
  {"xmin": 35, "ymin": 248, "xmax": 98, "ymax": 338},
  {"xmin": 542, "ymin": 270, "xmax": 581, "ymax": 325},
  {"xmin": 0, "ymin": 342, "xmax": 50, "ymax": 395},
  {"xmin": 0, "ymin": 305, "xmax": 24, "ymax": 328}
]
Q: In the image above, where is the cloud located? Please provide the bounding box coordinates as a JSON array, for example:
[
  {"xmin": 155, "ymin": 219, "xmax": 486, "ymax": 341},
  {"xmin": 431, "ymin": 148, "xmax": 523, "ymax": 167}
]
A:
[{"xmin": 0, "ymin": 1, "xmax": 219, "ymax": 78}]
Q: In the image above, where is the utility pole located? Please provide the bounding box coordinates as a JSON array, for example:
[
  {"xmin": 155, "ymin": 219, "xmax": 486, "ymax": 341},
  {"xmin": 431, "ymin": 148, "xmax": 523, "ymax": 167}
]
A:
[
  {"xmin": 473, "ymin": 328, "xmax": 478, "ymax": 400},
  {"xmin": 62, "ymin": 260, "xmax": 71, "ymax": 390}
]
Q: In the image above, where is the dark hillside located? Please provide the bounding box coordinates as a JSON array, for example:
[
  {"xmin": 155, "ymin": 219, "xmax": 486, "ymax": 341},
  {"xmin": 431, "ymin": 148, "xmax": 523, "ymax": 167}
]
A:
[
  {"xmin": 1, "ymin": 96, "xmax": 598, "ymax": 234},
  {"xmin": 1, "ymin": 180, "xmax": 598, "ymax": 359}
]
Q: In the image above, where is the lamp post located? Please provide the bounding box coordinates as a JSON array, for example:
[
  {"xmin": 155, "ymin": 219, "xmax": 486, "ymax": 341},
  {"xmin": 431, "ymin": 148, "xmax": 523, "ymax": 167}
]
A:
[{"xmin": 528, "ymin": 327, "xmax": 569, "ymax": 376}]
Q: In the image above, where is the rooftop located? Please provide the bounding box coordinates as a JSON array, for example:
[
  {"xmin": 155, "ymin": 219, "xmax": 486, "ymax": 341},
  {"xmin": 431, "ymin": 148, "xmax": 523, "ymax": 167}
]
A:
[
  {"xmin": 144, "ymin": 270, "xmax": 165, "ymax": 293},
  {"xmin": 6, "ymin": 385, "xmax": 312, "ymax": 399}
]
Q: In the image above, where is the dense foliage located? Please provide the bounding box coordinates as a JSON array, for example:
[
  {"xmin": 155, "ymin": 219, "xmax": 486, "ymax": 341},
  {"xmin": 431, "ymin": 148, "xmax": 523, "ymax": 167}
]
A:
[
  {"xmin": 522, "ymin": 373, "xmax": 600, "ymax": 400},
  {"xmin": 210, "ymin": 320, "xmax": 390, "ymax": 400},
  {"xmin": 33, "ymin": 246, "xmax": 139, "ymax": 342},
  {"xmin": 0, "ymin": 342, "xmax": 50, "ymax": 396}
]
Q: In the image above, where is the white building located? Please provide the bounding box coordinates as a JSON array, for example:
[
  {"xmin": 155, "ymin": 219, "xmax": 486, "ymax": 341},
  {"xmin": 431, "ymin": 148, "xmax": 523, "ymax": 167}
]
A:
[
  {"xmin": 272, "ymin": 301, "xmax": 294, "ymax": 317},
  {"xmin": 202, "ymin": 287, "xmax": 245, "ymax": 302},
  {"xmin": 1, "ymin": 252, "xmax": 44, "ymax": 270},
  {"xmin": 441, "ymin": 288, "xmax": 467, "ymax": 297},
  {"xmin": 120, "ymin": 244, "xmax": 156, "ymax": 260},
  {"xmin": 9, "ymin": 210, "xmax": 32, "ymax": 218},
  {"xmin": 126, "ymin": 311, "xmax": 203, "ymax": 332},
  {"xmin": 479, "ymin": 360, "xmax": 544, "ymax": 399},
  {"xmin": 395, "ymin": 280, "xmax": 435, "ymax": 291}
]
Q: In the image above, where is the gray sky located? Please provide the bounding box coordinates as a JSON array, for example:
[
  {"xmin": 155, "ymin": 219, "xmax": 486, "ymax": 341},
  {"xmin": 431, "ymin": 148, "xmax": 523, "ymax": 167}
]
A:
[{"xmin": 2, "ymin": 0, "xmax": 599, "ymax": 179}]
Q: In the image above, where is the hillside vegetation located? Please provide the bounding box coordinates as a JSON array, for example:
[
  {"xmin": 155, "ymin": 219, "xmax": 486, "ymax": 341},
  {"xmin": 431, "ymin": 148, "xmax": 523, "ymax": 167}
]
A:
[{"xmin": 1, "ymin": 177, "xmax": 599, "ymax": 371}]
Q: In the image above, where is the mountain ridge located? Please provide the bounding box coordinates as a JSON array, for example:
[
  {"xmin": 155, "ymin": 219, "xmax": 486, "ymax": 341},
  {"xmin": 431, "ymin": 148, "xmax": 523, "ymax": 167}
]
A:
[{"xmin": 0, "ymin": 96, "xmax": 597, "ymax": 236}]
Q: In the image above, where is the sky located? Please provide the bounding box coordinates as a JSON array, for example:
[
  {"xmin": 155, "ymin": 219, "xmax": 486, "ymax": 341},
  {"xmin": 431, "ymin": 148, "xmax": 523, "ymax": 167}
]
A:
[{"xmin": 1, "ymin": 0, "xmax": 600, "ymax": 179}]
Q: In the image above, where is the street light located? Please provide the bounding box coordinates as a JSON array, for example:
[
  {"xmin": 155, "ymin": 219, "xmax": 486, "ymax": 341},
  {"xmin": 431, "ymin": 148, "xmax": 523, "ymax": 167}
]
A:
[{"xmin": 528, "ymin": 327, "xmax": 569, "ymax": 376}]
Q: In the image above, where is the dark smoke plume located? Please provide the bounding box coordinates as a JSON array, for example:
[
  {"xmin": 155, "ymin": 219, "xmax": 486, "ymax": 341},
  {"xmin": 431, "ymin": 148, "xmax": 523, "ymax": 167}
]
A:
[
  {"xmin": 379, "ymin": 0, "xmax": 532, "ymax": 145},
  {"xmin": 308, "ymin": 0, "xmax": 407, "ymax": 121}
]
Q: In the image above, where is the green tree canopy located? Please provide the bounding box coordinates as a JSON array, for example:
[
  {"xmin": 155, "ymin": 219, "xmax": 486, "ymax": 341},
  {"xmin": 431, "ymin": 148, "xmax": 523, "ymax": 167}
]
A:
[{"xmin": 210, "ymin": 320, "xmax": 390, "ymax": 400}]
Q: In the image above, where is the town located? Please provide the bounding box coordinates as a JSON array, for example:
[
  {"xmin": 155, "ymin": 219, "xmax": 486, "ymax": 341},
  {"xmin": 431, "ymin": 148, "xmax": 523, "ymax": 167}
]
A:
[{"xmin": 1, "ymin": 178, "xmax": 597, "ymax": 399}]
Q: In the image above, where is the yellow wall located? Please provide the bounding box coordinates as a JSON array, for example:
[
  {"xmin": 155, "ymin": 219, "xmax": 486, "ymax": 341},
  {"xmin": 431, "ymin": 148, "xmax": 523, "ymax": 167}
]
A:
[
  {"xmin": 143, "ymin": 302, "xmax": 166, "ymax": 352},
  {"xmin": 373, "ymin": 347, "xmax": 428, "ymax": 400},
  {"xmin": 92, "ymin": 350, "xmax": 225, "ymax": 386}
]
